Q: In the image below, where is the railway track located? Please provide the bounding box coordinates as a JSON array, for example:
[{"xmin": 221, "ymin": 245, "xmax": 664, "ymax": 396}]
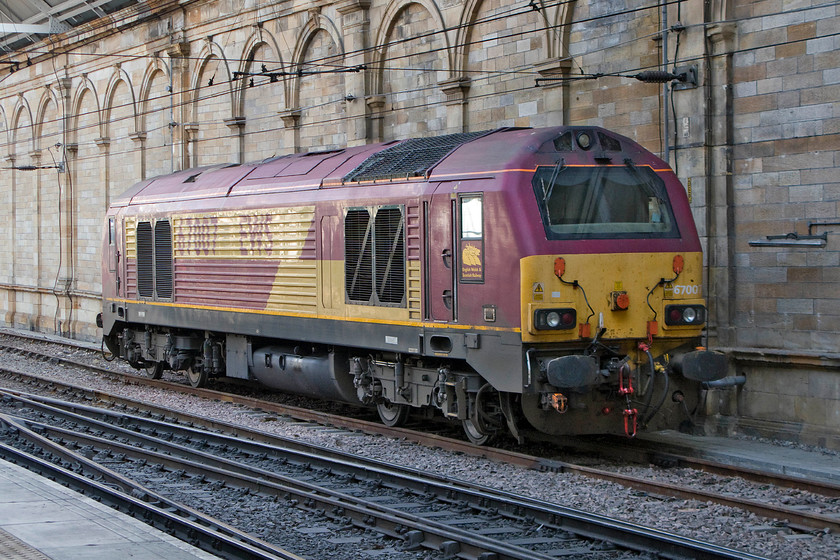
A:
[
  {"xmin": 1, "ymin": 331, "xmax": 839, "ymax": 540},
  {"xmin": 0, "ymin": 405, "xmax": 304, "ymax": 560},
  {"xmin": 0, "ymin": 388, "xmax": 766, "ymax": 560}
]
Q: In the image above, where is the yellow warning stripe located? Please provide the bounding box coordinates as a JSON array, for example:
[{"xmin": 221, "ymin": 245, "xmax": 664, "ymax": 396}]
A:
[{"xmin": 105, "ymin": 298, "xmax": 520, "ymax": 334}]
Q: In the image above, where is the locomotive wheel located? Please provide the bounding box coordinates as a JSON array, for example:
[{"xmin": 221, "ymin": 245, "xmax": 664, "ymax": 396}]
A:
[
  {"xmin": 376, "ymin": 401, "xmax": 410, "ymax": 427},
  {"xmin": 186, "ymin": 366, "xmax": 208, "ymax": 388},
  {"xmin": 462, "ymin": 418, "xmax": 496, "ymax": 446},
  {"xmin": 144, "ymin": 361, "xmax": 164, "ymax": 380}
]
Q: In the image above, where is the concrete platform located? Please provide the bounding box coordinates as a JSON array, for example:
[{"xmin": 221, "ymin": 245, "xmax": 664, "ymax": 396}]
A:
[
  {"xmin": 0, "ymin": 459, "xmax": 219, "ymax": 560},
  {"xmin": 641, "ymin": 430, "xmax": 840, "ymax": 485}
]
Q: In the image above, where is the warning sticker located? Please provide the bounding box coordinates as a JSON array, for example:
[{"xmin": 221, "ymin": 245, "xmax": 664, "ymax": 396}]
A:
[{"xmin": 533, "ymin": 282, "xmax": 544, "ymax": 301}]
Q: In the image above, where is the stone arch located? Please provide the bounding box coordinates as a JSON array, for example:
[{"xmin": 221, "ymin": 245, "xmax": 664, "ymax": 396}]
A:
[
  {"xmin": 139, "ymin": 56, "xmax": 171, "ymax": 111},
  {"xmin": 189, "ymin": 40, "xmax": 239, "ymax": 166},
  {"xmin": 11, "ymin": 95, "xmax": 36, "ymax": 155},
  {"xmin": 237, "ymin": 27, "xmax": 286, "ymax": 115},
  {"xmin": 0, "ymin": 104, "xmax": 8, "ymax": 150},
  {"xmin": 457, "ymin": 0, "xmax": 565, "ymax": 130},
  {"xmin": 372, "ymin": 0, "xmax": 451, "ymax": 138},
  {"xmin": 288, "ymin": 12, "xmax": 347, "ymax": 151},
  {"xmin": 372, "ymin": 0, "xmax": 451, "ymax": 94},
  {"xmin": 70, "ymin": 76, "xmax": 102, "ymax": 146},
  {"xmin": 139, "ymin": 56, "xmax": 173, "ymax": 178},
  {"xmin": 105, "ymin": 69, "xmax": 139, "ymax": 199},
  {"xmin": 239, "ymin": 28, "xmax": 287, "ymax": 160},
  {"xmin": 288, "ymin": 12, "xmax": 345, "ymax": 109},
  {"xmin": 9, "ymin": 95, "xmax": 36, "ymax": 306},
  {"xmin": 32, "ymin": 86, "xmax": 64, "ymax": 173},
  {"xmin": 454, "ymin": 0, "xmax": 568, "ymax": 68},
  {"xmin": 0, "ymin": 102, "xmax": 10, "ymax": 287},
  {"xmin": 103, "ymin": 65, "xmax": 138, "ymax": 132},
  {"xmin": 72, "ymin": 84, "xmax": 102, "ymax": 294},
  {"xmin": 189, "ymin": 40, "xmax": 236, "ymax": 122}
]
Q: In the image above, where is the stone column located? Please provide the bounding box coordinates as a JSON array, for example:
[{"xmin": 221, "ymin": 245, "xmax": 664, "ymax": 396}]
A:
[
  {"xmin": 182, "ymin": 124, "xmax": 199, "ymax": 168},
  {"xmin": 4, "ymin": 153, "xmax": 16, "ymax": 326},
  {"xmin": 129, "ymin": 131, "xmax": 147, "ymax": 184},
  {"xmin": 167, "ymin": 32, "xmax": 191, "ymax": 172},
  {"xmin": 224, "ymin": 117, "xmax": 246, "ymax": 163},
  {"xmin": 705, "ymin": 22, "xmax": 737, "ymax": 347},
  {"xmin": 280, "ymin": 109, "xmax": 301, "ymax": 154},
  {"xmin": 337, "ymin": 0, "xmax": 371, "ymax": 146},
  {"xmin": 30, "ymin": 150, "xmax": 43, "ymax": 331},
  {"xmin": 365, "ymin": 96, "xmax": 386, "ymax": 143},
  {"xmin": 534, "ymin": 58, "xmax": 572, "ymax": 126},
  {"xmin": 63, "ymin": 142, "xmax": 79, "ymax": 337},
  {"xmin": 439, "ymin": 77, "xmax": 471, "ymax": 133}
]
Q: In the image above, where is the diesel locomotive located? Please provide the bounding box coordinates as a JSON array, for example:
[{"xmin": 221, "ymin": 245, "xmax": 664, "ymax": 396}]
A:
[{"xmin": 99, "ymin": 126, "xmax": 727, "ymax": 443}]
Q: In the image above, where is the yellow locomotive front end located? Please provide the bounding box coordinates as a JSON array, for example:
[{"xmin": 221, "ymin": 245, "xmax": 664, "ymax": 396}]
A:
[
  {"xmin": 519, "ymin": 251, "xmax": 724, "ymax": 437},
  {"xmin": 515, "ymin": 129, "xmax": 728, "ymax": 437}
]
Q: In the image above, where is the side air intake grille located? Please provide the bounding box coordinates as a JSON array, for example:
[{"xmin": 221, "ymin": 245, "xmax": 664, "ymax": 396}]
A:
[
  {"xmin": 137, "ymin": 221, "xmax": 153, "ymax": 298},
  {"xmin": 154, "ymin": 220, "xmax": 173, "ymax": 299},
  {"xmin": 374, "ymin": 208, "xmax": 405, "ymax": 305},
  {"xmin": 343, "ymin": 131, "xmax": 487, "ymax": 182},
  {"xmin": 345, "ymin": 207, "xmax": 405, "ymax": 307},
  {"xmin": 345, "ymin": 209, "xmax": 373, "ymax": 303}
]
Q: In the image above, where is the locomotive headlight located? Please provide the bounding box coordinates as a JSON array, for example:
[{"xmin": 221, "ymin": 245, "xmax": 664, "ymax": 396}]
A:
[
  {"xmin": 664, "ymin": 304, "xmax": 706, "ymax": 326},
  {"xmin": 576, "ymin": 132, "xmax": 592, "ymax": 150},
  {"xmin": 535, "ymin": 308, "xmax": 576, "ymax": 330}
]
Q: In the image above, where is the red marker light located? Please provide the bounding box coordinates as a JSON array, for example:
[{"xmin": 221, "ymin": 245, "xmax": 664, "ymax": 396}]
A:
[{"xmin": 554, "ymin": 257, "xmax": 565, "ymax": 278}]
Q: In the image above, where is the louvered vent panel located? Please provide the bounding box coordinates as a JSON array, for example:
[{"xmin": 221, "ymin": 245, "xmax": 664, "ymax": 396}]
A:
[
  {"xmin": 342, "ymin": 131, "xmax": 487, "ymax": 182},
  {"xmin": 344, "ymin": 209, "xmax": 372, "ymax": 303},
  {"xmin": 155, "ymin": 220, "xmax": 173, "ymax": 299},
  {"xmin": 374, "ymin": 208, "xmax": 405, "ymax": 305},
  {"xmin": 136, "ymin": 222, "xmax": 153, "ymax": 298}
]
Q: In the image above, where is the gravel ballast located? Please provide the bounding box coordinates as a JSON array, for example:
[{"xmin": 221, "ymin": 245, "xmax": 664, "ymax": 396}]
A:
[{"xmin": 1, "ymin": 331, "xmax": 839, "ymax": 559}]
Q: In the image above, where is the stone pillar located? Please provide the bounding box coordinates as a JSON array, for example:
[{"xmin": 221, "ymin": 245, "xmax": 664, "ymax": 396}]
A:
[
  {"xmin": 534, "ymin": 58, "xmax": 572, "ymax": 126},
  {"xmin": 224, "ymin": 117, "xmax": 246, "ymax": 163},
  {"xmin": 30, "ymin": 150, "xmax": 43, "ymax": 331},
  {"xmin": 4, "ymin": 153, "xmax": 16, "ymax": 326},
  {"xmin": 167, "ymin": 32, "xmax": 191, "ymax": 172},
  {"xmin": 439, "ymin": 77, "xmax": 471, "ymax": 133},
  {"xmin": 705, "ymin": 22, "xmax": 737, "ymax": 347},
  {"xmin": 365, "ymin": 96, "xmax": 386, "ymax": 143},
  {"xmin": 337, "ymin": 0, "xmax": 371, "ymax": 146},
  {"xmin": 63, "ymin": 142, "xmax": 79, "ymax": 337},
  {"xmin": 182, "ymin": 124, "xmax": 199, "ymax": 168},
  {"xmin": 129, "ymin": 131, "xmax": 147, "ymax": 184},
  {"xmin": 280, "ymin": 109, "xmax": 301, "ymax": 154},
  {"xmin": 55, "ymin": 77, "xmax": 75, "ymax": 336}
]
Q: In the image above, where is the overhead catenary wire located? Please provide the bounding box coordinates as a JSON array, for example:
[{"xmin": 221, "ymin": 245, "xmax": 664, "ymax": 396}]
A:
[
  {"xmin": 0, "ymin": 0, "xmax": 837, "ymax": 156},
  {"xmin": 0, "ymin": 0, "xmax": 708, "ymax": 149}
]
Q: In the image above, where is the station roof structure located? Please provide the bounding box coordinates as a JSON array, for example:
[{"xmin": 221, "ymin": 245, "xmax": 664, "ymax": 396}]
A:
[{"xmin": 0, "ymin": 0, "xmax": 137, "ymax": 52}]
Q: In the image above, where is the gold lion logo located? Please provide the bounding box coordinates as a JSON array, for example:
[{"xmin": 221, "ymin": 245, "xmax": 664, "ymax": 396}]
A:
[{"xmin": 462, "ymin": 244, "xmax": 482, "ymax": 266}]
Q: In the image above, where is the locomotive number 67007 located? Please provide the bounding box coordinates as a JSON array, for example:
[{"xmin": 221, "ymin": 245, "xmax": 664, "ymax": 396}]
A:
[{"xmin": 99, "ymin": 127, "xmax": 727, "ymax": 443}]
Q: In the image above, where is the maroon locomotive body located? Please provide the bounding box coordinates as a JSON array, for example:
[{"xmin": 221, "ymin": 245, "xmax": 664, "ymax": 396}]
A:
[{"xmin": 100, "ymin": 127, "xmax": 726, "ymax": 442}]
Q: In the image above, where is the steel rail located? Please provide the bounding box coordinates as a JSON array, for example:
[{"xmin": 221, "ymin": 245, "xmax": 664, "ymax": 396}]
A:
[
  {"xmin": 18, "ymin": 388, "xmax": 840, "ymax": 538},
  {"xmin": 2, "ymin": 412, "xmax": 594, "ymax": 560},
  {"xmin": 2, "ymin": 340, "xmax": 839, "ymax": 535},
  {"xmin": 2, "ymin": 390, "xmax": 770, "ymax": 560},
  {"xmin": 0, "ymin": 414, "xmax": 306, "ymax": 560}
]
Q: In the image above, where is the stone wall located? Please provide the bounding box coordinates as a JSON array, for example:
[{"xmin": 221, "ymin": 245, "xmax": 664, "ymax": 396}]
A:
[{"xmin": 0, "ymin": 0, "xmax": 837, "ymax": 441}]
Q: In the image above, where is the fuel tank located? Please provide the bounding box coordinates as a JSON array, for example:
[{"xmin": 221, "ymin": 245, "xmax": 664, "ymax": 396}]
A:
[{"xmin": 250, "ymin": 347, "xmax": 358, "ymax": 403}]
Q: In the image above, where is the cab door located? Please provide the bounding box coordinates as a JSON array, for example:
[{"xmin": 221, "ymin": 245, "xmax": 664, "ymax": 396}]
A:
[{"xmin": 426, "ymin": 183, "xmax": 457, "ymax": 322}]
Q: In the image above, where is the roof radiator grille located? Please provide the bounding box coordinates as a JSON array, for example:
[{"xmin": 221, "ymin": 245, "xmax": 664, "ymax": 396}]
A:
[{"xmin": 342, "ymin": 131, "xmax": 488, "ymax": 183}]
